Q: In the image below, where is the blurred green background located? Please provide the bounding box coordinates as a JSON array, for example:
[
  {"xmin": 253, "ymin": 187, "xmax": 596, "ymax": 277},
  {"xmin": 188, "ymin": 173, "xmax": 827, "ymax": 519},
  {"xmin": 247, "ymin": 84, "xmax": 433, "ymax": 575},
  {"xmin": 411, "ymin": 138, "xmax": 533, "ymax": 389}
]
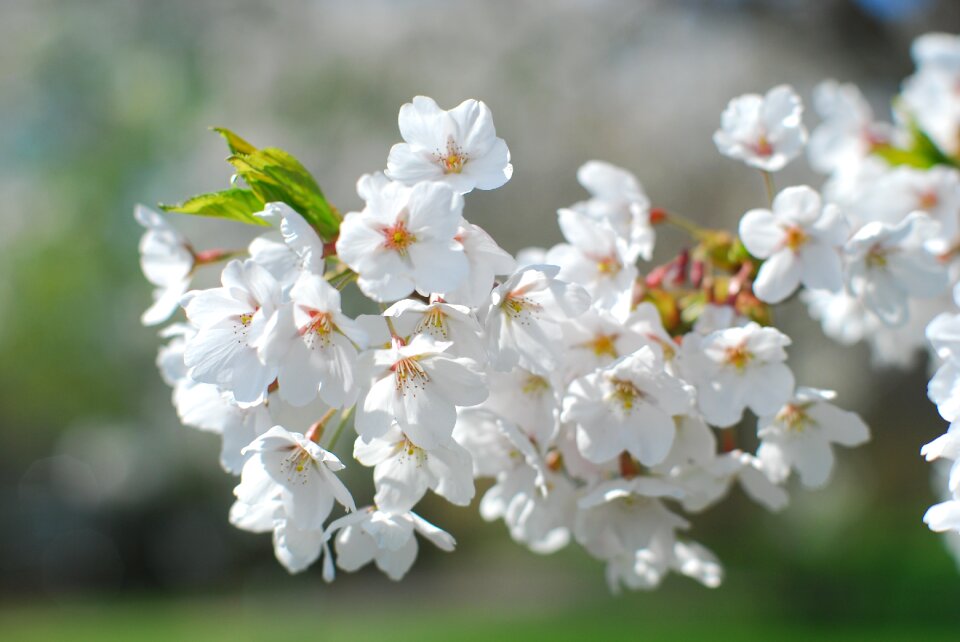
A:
[{"xmin": 3, "ymin": 0, "xmax": 960, "ymax": 639}]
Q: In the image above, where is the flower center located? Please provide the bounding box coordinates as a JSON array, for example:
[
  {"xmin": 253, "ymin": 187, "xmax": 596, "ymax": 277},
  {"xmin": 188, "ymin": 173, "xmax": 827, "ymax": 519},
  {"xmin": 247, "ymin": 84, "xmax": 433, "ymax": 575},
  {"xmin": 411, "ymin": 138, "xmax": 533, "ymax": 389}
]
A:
[
  {"xmin": 609, "ymin": 378, "xmax": 643, "ymax": 413},
  {"xmin": 866, "ymin": 244, "xmax": 888, "ymax": 269},
  {"xmin": 239, "ymin": 312, "xmax": 255, "ymax": 326},
  {"xmin": 383, "ymin": 218, "xmax": 417, "ymax": 256},
  {"xmin": 391, "ymin": 356, "xmax": 430, "ymax": 394},
  {"xmin": 302, "ymin": 310, "xmax": 334, "ymax": 348},
  {"xmin": 724, "ymin": 342, "xmax": 753, "ymax": 371},
  {"xmin": 753, "ymin": 134, "xmax": 774, "ymax": 157},
  {"xmin": 438, "ymin": 136, "xmax": 467, "ymax": 174},
  {"xmin": 783, "ymin": 225, "xmax": 808, "ymax": 252},
  {"xmin": 397, "ymin": 437, "xmax": 428, "ymax": 466},
  {"xmin": 595, "ymin": 255, "xmax": 621, "ymax": 275},
  {"xmin": 521, "ymin": 372, "xmax": 550, "ymax": 396},
  {"xmin": 307, "ymin": 310, "xmax": 332, "ymax": 335},
  {"xmin": 415, "ymin": 306, "xmax": 448, "ymax": 339},
  {"xmin": 919, "ymin": 191, "xmax": 939, "ymax": 210},
  {"xmin": 582, "ymin": 333, "xmax": 619, "ymax": 359},
  {"xmin": 776, "ymin": 402, "xmax": 814, "ymax": 432},
  {"xmin": 502, "ymin": 293, "xmax": 543, "ymax": 324},
  {"xmin": 280, "ymin": 446, "xmax": 314, "ymax": 483}
]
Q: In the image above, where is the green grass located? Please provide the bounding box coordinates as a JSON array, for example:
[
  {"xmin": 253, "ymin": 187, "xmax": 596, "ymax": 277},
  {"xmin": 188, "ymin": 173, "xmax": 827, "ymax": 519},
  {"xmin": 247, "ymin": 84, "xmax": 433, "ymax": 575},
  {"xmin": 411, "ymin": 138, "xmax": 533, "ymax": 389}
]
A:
[{"xmin": 1, "ymin": 588, "xmax": 955, "ymax": 642}]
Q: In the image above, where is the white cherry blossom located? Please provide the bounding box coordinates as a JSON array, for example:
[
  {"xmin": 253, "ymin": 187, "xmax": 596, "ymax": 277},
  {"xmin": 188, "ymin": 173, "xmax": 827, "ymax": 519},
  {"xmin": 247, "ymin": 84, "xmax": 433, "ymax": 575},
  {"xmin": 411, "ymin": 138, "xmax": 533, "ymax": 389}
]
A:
[
  {"xmin": 713, "ymin": 85, "xmax": 807, "ymax": 172},
  {"xmin": 481, "ymin": 366, "xmax": 562, "ymax": 445},
  {"xmin": 337, "ymin": 177, "xmax": 468, "ymax": 302},
  {"xmin": 441, "ymin": 220, "xmax": 516, "ymax": 307},
  {"xmin": 386, "ymin": 96, "xmax": 513, "ymax": 193},
  {"xmin": 547, "ymin": 208, "xmax": 638, "ymax": 312},
  {"xmin": 355, "ymin": 334, "xmax": 487, "ymax": 449},
  {"xmin": 485, "ymin": 264, "xmax": 590, "ymax": 373},
  {"xmin": 672, "ymin": 450, "xmax": 789, "ymax": 513},
  {"xmin": 135, "ymin": 205, "xmax": 194, "ymax": 326},
  {"xmin": 156, "ymin": 324, "xmax": 272, "ymax": 474},
  {"xmin": 574, "ymin": 477, "xmax": 687, "ymax": 560},
  {"xmin": 756, "ymin": 388, "xmax": 870, "ymax": 488},
  {"xmin": 807, "ymin": 80, "xmax": 889, "ymax": 174},
  {"xmin": 682, "ymin": 323, "xmax": 795, "ymax": 428},
  {"xmin": 572, "ymin": 161, "xmax": 655, "ymax": 262},
  {"xmin": 383, "ymin": 298, "xmax": 486, "ymax": 360},
  {"xmin": 480, "ymin": 464, "xmax": 576, "ymax": 554},
  {"xmin": 258, "ymin": 273, "xmax": 366, "ymax": 408},
  {"xmin": 739, "ymin": 185, "xmax": 848, "ymax": 303},
  {"xmin": 353, "ymin": 423, "xmax": 474, "ymax": 512},
  {"xmin": 250, "ymin": 202, "xmax": 327, "ymax": 287},
  {"xmin": 234, "ymin": 425, "xmax": 355, "ymax": 530},
  {"xmin": 903, "ymin": 33, "xmax": 960, "ymax": 156},
  {"xmin": 844, "ymin": 211, "xmax": 947, "ymax": 325},
  {"xmin": 330, "ymin": 508, "xmax": 455, "ymax": 581},
  {"xmin": 181, "ymin": 259, "xmax": 282, "ymax": 405},
  {"xmin": 562, "ymin": 347, "xmax": 694, "ymax": 466}
]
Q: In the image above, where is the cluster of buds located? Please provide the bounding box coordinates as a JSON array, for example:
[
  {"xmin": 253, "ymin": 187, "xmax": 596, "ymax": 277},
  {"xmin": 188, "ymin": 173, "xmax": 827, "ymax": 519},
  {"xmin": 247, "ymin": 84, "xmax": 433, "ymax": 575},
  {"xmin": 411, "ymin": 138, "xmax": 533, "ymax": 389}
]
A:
[{"xmin": 137, "ymin": 63, "xmax": 901, "ymax": 588}]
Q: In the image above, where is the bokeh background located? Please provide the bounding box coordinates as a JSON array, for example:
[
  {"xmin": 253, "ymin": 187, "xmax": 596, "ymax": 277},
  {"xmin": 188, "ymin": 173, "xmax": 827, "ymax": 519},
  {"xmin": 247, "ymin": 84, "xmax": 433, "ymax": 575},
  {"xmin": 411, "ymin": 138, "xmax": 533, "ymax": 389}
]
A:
[{"xmin": 3, "ymin": 0, "xmax": 960, "ymax": 639}]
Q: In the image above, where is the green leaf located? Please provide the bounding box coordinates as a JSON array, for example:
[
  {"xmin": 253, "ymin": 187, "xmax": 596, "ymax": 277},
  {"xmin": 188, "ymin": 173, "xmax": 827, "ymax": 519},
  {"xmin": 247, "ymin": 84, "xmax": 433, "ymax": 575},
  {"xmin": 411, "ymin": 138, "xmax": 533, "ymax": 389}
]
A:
[
  {"xmin": 159, "ymin": 188, "xmax": 268, "ymax": 226},
  {"xmin": 873, "ymin": 114, "xmax": 958, "ymax": 169},
  {"xmin": 873, "ymin": 144, "xmax": 940, "ymax": 169},
  {"xmin": 228, "ymin": 147, "xmax": 340, "ymax": 240},
  {"xmin": 211, "ymin": 127, "xmax": 258, "ymax": 155}
]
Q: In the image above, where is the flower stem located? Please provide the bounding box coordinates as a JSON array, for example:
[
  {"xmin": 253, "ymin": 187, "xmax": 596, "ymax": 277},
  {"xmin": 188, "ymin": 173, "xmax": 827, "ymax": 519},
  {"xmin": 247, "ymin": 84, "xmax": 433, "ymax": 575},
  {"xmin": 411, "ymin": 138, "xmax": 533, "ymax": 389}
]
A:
[
  {"xmin": 761, "ymin": 170, "xmax": 775, "ymax": 206},
  {"xmin": 380, "ymin": 304, "xmax": 401, "ymax": 340},
  {"xmin": 306, "ymin": 407, "xmax": 338, "ymax": 443},
  {"xmin": 333, "ymin": 271, "xmax": 358, "ymax": 291},
  {"xmin": 325, "ymin": 406, "xmax": 354, "ymax": 451},
  {"xmin": 662, "ymin": 211, "xmax": 707, "ymax": 239}
]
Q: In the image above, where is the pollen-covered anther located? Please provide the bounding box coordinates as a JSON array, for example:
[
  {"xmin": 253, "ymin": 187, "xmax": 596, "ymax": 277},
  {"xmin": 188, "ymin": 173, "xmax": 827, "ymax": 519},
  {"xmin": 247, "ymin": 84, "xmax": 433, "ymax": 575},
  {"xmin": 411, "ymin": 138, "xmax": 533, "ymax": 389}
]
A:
[
  {"xmin": 436, "ymin": 135, "xmax": 468, "ymax": 174},
  {"xmin": 609, "ymin": 378, "xmax": 644, "ymax": 413},
  {"xmin": 280, "ymin": 446, "xmax": 314, "ymax": 485},
  {"xmin": 415, "ymin": 307, "xmax": 448, "ymax": 339},
  {"xmin": 397, "ymin": 437, "xmax": 428, "ymax": 467},
  {"xmin": 391, "ymin": 356, "xmax": 430, "ymax": 393},
  {"xmin": 382, "ymin": 218, "xmax": 417, "ymax": 256},
  {"xmin": 502, "ymin": 293, "xmax": 543, "ymax": 324}
]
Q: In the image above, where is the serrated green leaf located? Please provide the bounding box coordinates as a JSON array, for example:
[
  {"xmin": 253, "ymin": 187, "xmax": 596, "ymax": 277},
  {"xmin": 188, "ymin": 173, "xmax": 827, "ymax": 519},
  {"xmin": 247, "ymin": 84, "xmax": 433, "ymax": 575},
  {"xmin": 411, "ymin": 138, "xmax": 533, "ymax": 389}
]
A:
[
  {"xmin": 211, "ymin": 127, "xmax": 258, "ymax": 155},
  {"xmin": 160, "ymin": 188, "xmax": 268, "ymax": 226},
  {"xmin": 228, "ymin": 147, "xmax": 340, "ymax": 240}
]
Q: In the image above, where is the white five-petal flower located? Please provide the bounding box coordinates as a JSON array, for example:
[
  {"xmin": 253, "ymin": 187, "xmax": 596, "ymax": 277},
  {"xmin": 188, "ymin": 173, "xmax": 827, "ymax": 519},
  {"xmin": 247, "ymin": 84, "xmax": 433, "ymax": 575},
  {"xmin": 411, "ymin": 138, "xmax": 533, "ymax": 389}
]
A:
[
  {"xmin": 385, "ymin": 96, "xmax": 513, "ymax": 194},
  {"xmin": 257, "ymin": 273, "xmax": 367, "ymax": 407},
  {"xmin": 181, "ymin": 259, "xmax": 283, "ymax": 405},
  {"xmin": 713, "ymin": 85, "xmax": 807, "ymax": 172},
  {"xmin": 562, "ymin": 346, "xmax": 694, "ymax": 466},
  {"xmin": 355, "ymin": 334, "xmax": 487, "ymax": 449},
  {"xmin": 682, "ymin": 322, "xmax": 795, "ymax": 427},
  {"xmin": 337, "ymin": 177, "xmax": 468, "ymax": 302},
  {"xmin": 739, "ymin": 185, "xmax": 848, "ymax": 303},
  {"xmin": 756, "ymin": 387, "xmax": 870, "ymax": 488}
]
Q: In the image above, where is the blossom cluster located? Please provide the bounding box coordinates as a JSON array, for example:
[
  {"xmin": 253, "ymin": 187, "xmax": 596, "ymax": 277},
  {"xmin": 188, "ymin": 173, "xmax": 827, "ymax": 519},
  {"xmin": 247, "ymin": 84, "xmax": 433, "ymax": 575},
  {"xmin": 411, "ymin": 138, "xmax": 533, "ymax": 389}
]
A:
[
  {"xmin": 715, "ymin": 33, "xmax": 960, "ymax": 558},
  {"xmin": 138, "ymin": 81, "xmax": 876, "ymax": 589}
]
